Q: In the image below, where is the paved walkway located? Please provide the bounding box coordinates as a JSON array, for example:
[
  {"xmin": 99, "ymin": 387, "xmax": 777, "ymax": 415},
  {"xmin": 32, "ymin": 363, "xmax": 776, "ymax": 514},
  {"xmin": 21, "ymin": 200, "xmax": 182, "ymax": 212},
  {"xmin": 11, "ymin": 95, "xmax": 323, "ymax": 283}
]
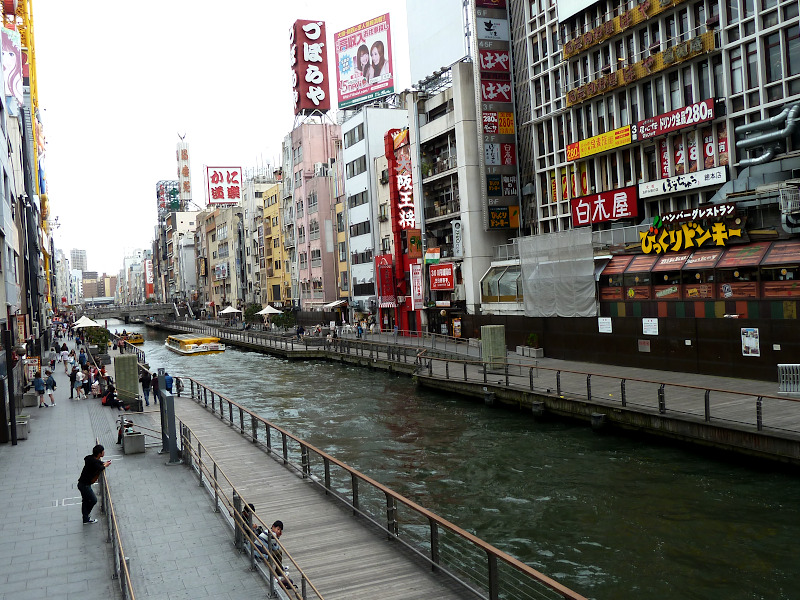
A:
[{"xmin": 0, "ymin": 339, "xmax": 269, "ymax": 600}]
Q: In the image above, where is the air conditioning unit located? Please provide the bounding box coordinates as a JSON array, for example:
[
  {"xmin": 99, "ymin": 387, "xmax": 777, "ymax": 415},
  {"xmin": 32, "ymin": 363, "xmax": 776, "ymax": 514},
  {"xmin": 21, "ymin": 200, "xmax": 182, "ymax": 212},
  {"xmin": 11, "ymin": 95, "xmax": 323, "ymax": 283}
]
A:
[{"xmin": 380, "ymin": 169, "xmax": 389, "ymax": 184}]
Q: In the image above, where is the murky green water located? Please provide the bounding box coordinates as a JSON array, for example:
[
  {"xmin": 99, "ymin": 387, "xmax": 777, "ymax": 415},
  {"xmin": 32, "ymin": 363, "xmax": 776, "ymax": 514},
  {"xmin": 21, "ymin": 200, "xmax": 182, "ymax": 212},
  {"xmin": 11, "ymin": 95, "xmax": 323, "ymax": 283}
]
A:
[{"xmin": 125, "ymin": 322, "xmax": 800, "ymax": 599}]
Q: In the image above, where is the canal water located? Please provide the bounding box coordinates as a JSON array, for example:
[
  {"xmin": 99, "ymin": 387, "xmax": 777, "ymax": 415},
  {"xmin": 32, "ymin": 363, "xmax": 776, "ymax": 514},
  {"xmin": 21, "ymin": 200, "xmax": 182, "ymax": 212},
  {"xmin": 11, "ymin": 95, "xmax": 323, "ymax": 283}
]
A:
[{"xmin": 119, "ymin": 322, "xmax": 799, "ymax": 600}]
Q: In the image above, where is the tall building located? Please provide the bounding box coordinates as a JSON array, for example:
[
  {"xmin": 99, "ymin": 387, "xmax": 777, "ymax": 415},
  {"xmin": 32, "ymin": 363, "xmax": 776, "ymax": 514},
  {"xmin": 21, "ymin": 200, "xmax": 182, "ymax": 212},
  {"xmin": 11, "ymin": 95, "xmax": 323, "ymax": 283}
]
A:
[{"xmin": 70, "ymin": 249, "xmax": 87, "ymax": 272}]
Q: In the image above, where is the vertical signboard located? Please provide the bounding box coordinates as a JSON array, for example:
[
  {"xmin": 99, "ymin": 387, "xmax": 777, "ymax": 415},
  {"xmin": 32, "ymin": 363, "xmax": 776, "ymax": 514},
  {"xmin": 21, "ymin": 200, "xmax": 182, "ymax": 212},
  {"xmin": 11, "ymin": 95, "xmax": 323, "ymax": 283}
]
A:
[
  {"xmin": 472, "ymin": 0, "xmax": 518, "ymax": 229},
  {"xmin": 410, "ymin": 264, "xmax": 424, "ymax": 310},
  {"xmin": 290, "ymin": 19, "xmax": 330, "ymax": 115},
  {"xmin": 387, "ymin": 129, "xmax": 416, "ymax": 230},
  {"xmin": 376, "ymin": 254, "xmax": 396, "ymax": 308},
  {"xmin": 177, "ymin": 142, "xmax": 191, "ymax": 205},
  {"xmin": 144, "ymin": 259, "xmax": 154, "ymax": 298},
  {"xmin": 206, "ymin": 167, "xmax": 243, "ymax": 205},
  {"xmin": 335, "ymin": 14, "xmax": 394, "ymax": 109},
  {"xmin": 1, "ymin": 28, "xmax": 23, "ymax": 106}
]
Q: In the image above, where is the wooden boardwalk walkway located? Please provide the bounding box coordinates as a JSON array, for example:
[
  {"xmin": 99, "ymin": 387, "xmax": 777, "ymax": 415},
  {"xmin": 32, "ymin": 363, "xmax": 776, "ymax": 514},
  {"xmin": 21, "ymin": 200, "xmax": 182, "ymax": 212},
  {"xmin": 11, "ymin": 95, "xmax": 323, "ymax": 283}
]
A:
[{"xmin": 173, "ymin": 397, "xmax": 471, "ymax": 600}]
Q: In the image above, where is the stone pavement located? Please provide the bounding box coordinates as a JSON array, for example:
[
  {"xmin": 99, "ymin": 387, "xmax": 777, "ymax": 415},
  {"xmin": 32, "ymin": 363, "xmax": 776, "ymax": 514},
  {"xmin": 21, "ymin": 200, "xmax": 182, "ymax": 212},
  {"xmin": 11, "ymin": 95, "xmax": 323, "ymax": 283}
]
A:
[{"xmin": 0, "ymin": 340, "xmax": 270, "ymax": 600}]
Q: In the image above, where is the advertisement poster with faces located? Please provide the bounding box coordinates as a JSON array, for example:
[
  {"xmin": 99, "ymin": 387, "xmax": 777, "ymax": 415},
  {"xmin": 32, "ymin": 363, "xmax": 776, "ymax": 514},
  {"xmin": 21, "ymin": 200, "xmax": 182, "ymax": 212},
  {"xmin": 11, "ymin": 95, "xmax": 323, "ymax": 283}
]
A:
[{"xmin": 334, "ymin": 14, "xmax": 394, "ymax": 109}]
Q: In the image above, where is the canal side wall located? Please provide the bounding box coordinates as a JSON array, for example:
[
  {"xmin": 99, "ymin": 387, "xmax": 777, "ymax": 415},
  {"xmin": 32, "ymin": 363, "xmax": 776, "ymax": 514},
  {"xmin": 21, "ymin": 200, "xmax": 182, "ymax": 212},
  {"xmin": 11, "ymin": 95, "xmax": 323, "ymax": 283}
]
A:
[
  {"xmin": 148, "ymin": 322, "xmax": 800, "ymax": 467},
  {"xmin": 418, "ymin": 375, "xmax": 800, "ymax": 466}
]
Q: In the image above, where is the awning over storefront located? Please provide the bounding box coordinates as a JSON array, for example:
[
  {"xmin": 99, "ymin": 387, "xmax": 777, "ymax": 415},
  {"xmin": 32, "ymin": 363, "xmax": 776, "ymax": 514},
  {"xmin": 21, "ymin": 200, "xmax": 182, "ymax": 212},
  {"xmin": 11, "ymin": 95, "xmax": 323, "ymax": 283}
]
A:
[
  {"xmin": 652, "ymin": 251, "xmax": 692, "ymax": 271},
  {"xmin": 682, "ymin": 248, "xmax": 724, "ymax": 270},
  {"xmin": 601, "ymin": 255, "xmax": 633, "ymax": 275},
  {"xmin": 761, "ymin": 240, "xmax": 800, "ymax": 266},
  {"xmin": 625, "ymin": 254, "xmax": 659, "ymax": 273},
  {"xmin": 322, "ymin": 299, "xmax": 348, "ymax": 309},
  {"xmin": 716, "ymin": 241, "xmax": 771, "ymax": 269}
]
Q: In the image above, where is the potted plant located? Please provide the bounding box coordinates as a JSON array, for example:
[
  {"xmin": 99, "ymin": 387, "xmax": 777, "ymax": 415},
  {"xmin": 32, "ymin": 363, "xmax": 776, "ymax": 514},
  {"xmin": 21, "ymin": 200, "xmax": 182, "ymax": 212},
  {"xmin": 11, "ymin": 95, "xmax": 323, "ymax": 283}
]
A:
[{"xmin": 517, "ymin": 333, "xmax": 543, "ymax": 358}]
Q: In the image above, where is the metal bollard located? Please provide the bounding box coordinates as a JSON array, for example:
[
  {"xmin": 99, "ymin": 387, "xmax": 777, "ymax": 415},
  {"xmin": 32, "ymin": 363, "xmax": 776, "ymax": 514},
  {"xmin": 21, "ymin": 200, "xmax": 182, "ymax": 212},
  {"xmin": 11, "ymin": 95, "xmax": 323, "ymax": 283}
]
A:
[
  {"xmin": 586, "ymin": 374, "xmax": 592, "ymax": 402},
  {"xmin": 620, "ymin": 379, "xmax": 626, "ymax": 406},
  {"xmin": 658, "ymin": 384, "xmax": 666, "ymax": 414},
  {"xmin": 756, "ymin": 396, "xmax": 763, "ymax": 430},
  {"xmin": 704, "ymin": 390, "xmax": 711, "ymax": 422}
]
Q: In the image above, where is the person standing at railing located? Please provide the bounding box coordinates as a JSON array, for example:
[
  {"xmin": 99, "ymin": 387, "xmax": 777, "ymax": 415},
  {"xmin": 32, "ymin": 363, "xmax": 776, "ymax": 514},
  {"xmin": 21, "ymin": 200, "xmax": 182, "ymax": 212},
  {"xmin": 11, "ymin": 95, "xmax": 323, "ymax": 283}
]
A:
[
  {"xmin": 151, "ymin": 372, "xmax": 160, "ymax": 405},
  {"xmin": 164, "ymin": 372, "xmax": 174, "ymax": 394},
  {"xmin": 77, "ymin": 444, "xmax": 111, "ymax": 524},
  {"xmin": 393, "ymin": 323, "xmax": 399, "ymax": 342},
  {"xmin": 139, "ymin": 369, "xmax": 151, "ymax": 406}
]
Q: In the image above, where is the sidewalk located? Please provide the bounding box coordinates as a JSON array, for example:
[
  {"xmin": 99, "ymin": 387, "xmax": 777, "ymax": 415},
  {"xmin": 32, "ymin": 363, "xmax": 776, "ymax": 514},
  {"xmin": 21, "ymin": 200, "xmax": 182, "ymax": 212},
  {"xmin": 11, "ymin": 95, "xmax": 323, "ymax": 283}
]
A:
[{"xmin": 0, "ymin": 341, "xmax": 269, "ymax": 600}]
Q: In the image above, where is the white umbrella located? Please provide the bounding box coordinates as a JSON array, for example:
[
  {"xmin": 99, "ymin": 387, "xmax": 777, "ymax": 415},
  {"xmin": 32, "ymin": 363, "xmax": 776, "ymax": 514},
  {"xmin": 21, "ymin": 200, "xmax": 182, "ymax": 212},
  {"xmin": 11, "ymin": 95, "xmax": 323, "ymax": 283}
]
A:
[
  {"xmin": 256, "ymin": 305, "xmax": 282, "ymax": 315},
  {"xmin": 74, "ymin": 316, "xmax": 101, "ymax": 328},
  {"xmin": 219, "ymin": 306, "xmax": 241, "ymax": 314}
]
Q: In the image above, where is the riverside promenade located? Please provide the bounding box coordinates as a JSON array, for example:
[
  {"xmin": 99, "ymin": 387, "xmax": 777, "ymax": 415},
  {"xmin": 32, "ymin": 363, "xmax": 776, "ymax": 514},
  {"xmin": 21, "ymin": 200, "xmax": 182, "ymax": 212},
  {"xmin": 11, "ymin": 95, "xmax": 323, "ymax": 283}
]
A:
[
  {"xmin": 153, "ymin": 320, "xmax": 800, "ymax": 466},
  {"xmin": 0, "ymin": 340, "xmax": 270, "ymax": 600}
]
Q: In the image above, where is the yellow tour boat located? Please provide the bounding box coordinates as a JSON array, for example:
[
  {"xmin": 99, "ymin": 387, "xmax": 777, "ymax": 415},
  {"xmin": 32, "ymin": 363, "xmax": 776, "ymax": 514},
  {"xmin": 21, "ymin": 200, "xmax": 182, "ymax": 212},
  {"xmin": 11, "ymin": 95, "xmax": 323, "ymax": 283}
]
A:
[{"xmin": 164, "ymin": 334, "xmax": 225, "ymax": 356}]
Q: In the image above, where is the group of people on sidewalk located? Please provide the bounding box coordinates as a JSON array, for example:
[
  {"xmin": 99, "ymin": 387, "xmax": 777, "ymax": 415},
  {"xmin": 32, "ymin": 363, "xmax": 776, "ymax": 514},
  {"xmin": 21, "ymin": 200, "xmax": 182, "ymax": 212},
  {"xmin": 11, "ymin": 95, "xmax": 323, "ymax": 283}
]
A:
[{"xmin": 138, "ymin": 369, "xmax": 182, "ymax": 407}]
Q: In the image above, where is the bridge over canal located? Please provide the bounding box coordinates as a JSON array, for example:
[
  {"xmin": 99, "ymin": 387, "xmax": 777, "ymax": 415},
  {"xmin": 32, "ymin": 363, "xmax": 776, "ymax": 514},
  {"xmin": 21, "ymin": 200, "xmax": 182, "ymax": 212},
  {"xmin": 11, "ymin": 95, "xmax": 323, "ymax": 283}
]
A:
[{"xmin": 84, "ymin": 303, "xmax": 176, "ymax": 322}]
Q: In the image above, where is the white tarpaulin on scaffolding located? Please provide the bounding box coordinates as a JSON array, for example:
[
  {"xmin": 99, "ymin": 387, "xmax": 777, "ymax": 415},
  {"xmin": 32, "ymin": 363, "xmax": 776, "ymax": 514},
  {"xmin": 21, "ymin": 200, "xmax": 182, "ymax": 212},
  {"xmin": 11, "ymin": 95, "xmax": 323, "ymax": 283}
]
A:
[{"xmin": 520, "ymin": 229, "xmax": 596, "ymax": 317}]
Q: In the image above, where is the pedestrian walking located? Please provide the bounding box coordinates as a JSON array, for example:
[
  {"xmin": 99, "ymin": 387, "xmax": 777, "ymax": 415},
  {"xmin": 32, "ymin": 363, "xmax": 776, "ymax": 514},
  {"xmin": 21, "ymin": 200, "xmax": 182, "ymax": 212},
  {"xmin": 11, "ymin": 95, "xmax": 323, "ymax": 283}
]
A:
[
  {"xmin": 151, "ymin": 372, "xmax": 160, "ymax": 405},
  {"xmin": 77, "ymin": 444, "xmax": 111, "ymax": 524},
  {"xmin": 78, "ymin": 348, "xmax": 87, "ymax": 368},
  {"xmin": 69, "ymin": 366, "xmax": 78, "ymax": 399},
  {"xmin": 75, "ymin": 368, "xmax": 86, "ymax": 399},
  {"xmin": 164, "ymin": 372, "xmax": 173, "ymax": 394},
  {"xmin": 118, "ymin": 338, "xmax": 125, "ymax": 354},
  {"xmin": 33, "ymin": 371, "xmax": 47, "ymax": 408},
  {"xmin": 393, "ymin": 323, "xmax": 399, "ymax": 342},
  {"xmin": 139, "ymin": 369, "xmax": 151, "ymax": 406},
  {"xmin": 175, "ymin": 377, "xmax": 184, "ymax": 397},
  {"xmin": 60, "ymin": 346, "xmax": 69, "ymax": 372},
  {"xmin": 45, "ymin": 369, "xmax": 57, "ymax": 406}
]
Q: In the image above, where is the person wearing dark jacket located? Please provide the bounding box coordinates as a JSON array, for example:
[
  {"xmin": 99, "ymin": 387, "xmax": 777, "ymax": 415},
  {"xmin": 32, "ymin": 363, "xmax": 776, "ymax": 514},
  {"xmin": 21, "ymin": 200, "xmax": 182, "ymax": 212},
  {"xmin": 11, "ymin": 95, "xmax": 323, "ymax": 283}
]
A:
[
  {"xmin": 77, "ymin": 444, "xmax": 111, "ymax": 524},
  {"xmin": 139, "ymin": 369, "xmax": 152, "ymax": 406},
  {"xmin": 151, "ymin": 372, "xmax": 160, "ymax": 405},
  {"xmin": 68, "ymin": 366, "xmax": 78, "ymax": 399}
]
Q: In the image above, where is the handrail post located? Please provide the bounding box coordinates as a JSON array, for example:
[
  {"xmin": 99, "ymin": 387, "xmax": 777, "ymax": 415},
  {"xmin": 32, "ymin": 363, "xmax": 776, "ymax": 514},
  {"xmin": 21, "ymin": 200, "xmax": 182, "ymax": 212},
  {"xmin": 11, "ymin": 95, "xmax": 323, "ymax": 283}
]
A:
[
  {"xmin": 556, "ymin": 371, "xmax": 562, "ymax": 396},
  {"xmin": 228, "ymin": 400, "xmax": 233, "ymax": 424},
  {"xmin": 429, "ymin": 518, "xmax": 440, "ymax": 572},
  {"xmin": 587, "ymin": 374, "xmax": 592, "ymax": 402},
  {"xmin": 483, "ymin": 361, "xmax": 487, "ymax": 383},
  {"xmin": 428, "ymin": 359, "xmax": 433, "ymax": 376},
  {"xmin": 282, "ymin": 432, "xmax": 288, "ymax": 465},
  {"xmin": 213, "ymin": 463, "xmax": 219, "ymax": 511},
  {"xmin": 620, "ymin": 379, "xmax": 626, "ymax": 406},
  {"xmin": 529, "ymin": 367, "xmax": 534, "ymax": 390},
  {"xmin": 464, "ymin": 362, "xmax": 468, "ymax": 381},
  {"xmin": 756, "ymin": 396, "xmax": 763, "ymax": 430},
  {"xmin": 239, "ymin": 407, "xmax": 244, "ymax": 434},
  {"xmin": 324, "ymin": 457, "xmax": 331, "ymax": 493},
  {"xmin": 351, "ymin": 473, "xmax": 359, "ymax": 515},
  {"xmin": 658, "ymin": 384, "xmax": 666, "ymax": 414},
  {"xmin": 385, "ymin": 493, "xmax": 398, "ymax": 539},
  {"xmin": 251, "ymin": 415, "xmax": 258, "ymax": 442},
  {"xmin": 445, "ymin": 361, "xmax": 449, "ymax": 379},
  {"xmin": 301, "ymin": 445, "xmax": 310, "ymax": 478},
  {"xmin": 487, "ymin": 552, "xmax": 500, "ymax": 600},
  {"xmin": 505, "ymin": 363, "xmax": 509, "ymax": 386},
  {"xmin": 233, "ymin": 492, "xmax": 243, "ymax": 550},
  {"xmin": 704, "ymin": 390, "xmax": 711, "ymax": 422}
]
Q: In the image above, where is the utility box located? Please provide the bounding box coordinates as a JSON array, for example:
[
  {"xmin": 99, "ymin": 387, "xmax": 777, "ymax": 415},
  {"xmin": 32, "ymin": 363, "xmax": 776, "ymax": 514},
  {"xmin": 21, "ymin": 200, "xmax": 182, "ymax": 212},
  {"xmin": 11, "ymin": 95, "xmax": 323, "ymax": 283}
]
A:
[
  {"xmin": 481, "ymin": 325, "xmax": 506, "ymax": 371},
  {"xmin": 114, "ymin": 354, "xmax": 140, "ymax": 408},
  {"xmin": 122, "ymin": 431, "xmax": 145, "ymax": 454}
]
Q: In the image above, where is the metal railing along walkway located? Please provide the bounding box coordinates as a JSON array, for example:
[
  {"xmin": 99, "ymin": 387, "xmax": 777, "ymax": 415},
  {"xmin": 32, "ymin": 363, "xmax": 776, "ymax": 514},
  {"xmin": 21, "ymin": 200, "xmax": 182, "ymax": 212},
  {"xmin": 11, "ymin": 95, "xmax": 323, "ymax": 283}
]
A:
[{"xmin": 181, "ymin": 377, "xmax": 588, "ymax": 600}]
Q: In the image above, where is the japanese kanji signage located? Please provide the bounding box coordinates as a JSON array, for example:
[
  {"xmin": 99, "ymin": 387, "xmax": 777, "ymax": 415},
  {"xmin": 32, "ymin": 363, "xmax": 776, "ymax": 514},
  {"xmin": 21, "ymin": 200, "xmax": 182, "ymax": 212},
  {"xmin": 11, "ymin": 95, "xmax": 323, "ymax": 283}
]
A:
[
  {"xmin": 567, "ymin": 126, "xmax": 632, "ymax": 161},
  {"xmin": 205, "ymin": 167, "xmax": 243, "ymax": 206},
  {"xmin": 334, "ymin": 14, "xmax": 394, "ymax": 109},
  {"xmin": 633, "ymin": 99, "xmax": 714, "ymax": 141},
  {"xmin": 410, "ymin": 264, "xmax": 424, "ymax": 310},
  {"xmin": 376, "ymin": 254, "xmax": 396, "ymax": 307},
  {"xmin": 640, "ymin": 222, "xmax": 742, "ymax": 254},
  {"xmin": 571, "ymin": 186, "xmax": 638, "ymax": 226},
  {"xmin": 176, "ymin": 142, "xmax": 191, "ymax": 203},
  {"xmin": 430, "ymin": 263, "xmax": 455, "ymax": 291},
  {"xmin": 472, "ymin": 0, "xmax": 519, "ymax": 228},
  {"xmin": 387, "ymin": 129, "xmax": 416, "ymax": 230},
  {"xmin": 291, "ymin": 19, "xmax": 330, "ymax": 115},
  {"xmin": 639, "ymin": 166, "xmax": 727, "ymax": 199}
]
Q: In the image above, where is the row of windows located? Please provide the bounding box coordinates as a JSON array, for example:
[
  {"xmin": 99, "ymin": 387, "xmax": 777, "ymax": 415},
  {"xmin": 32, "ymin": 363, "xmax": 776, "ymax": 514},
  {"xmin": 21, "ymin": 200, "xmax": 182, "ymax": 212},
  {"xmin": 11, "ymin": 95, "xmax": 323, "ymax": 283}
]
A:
[
  {"xmin": 350, "ymin": 220, "xmax": 371, "ymax": 237},
  {"xmin": 344, "ymin": 123, "xmax": 364, "ymax": 148},
  {"xmin": 352, "ymin": 249, "xmax": 373, "ymax": 265},
  {"xmin": 346, "ymin": 156, "xmax": 367, "ymax": 179},
  {"xmin": 348, "ymin": 190, "xmax": 368, "ymax": 208}
]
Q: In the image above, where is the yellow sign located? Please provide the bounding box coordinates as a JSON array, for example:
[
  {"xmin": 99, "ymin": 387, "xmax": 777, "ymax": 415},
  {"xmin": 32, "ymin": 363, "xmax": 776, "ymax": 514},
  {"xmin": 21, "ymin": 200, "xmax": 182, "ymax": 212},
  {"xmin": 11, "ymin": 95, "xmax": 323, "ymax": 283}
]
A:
[
  {"xmin": 640, "ymin": 222, "xmax": 742, "ymax": 254},
  {"xmin": 566, "ymin": 32, "xmax": 715, "ymax": 107},
  {"xmin": 563, "ymin": 0, "xmax": 688, "ymax": 60},
  {"xmin": 567, "ymin": 126, "xmax": 632, "ymax": 161},
  {"xmin": 498, "ymin": 112, "xmax": 515, "ymax": 134}
]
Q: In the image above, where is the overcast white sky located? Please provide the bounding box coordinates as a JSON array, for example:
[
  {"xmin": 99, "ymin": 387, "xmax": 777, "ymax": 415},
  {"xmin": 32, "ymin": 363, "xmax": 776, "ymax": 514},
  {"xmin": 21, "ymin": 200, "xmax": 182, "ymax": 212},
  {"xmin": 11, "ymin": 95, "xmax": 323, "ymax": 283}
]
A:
[{"xmin": 33, "ymin": 0, "xmax": 410, "ymax": 275}]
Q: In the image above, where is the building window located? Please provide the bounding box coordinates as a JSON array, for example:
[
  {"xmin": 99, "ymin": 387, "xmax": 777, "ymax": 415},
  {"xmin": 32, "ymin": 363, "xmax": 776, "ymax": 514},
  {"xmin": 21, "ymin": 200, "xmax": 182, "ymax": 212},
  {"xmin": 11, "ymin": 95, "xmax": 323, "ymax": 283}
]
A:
[
  {"xmin": 763, "ymin": 33, "xmax": 781, "ymax": 83},
  {"xmin": 296, "ymin": 200, "xmax": 304, "ymax": 218},
  {"xmin": 311, "ymin": 249, "xmax": 322, "ymax": 268},
  {"xmin": 349, "ymin": 220, "xmax": 371, "ymax": 237},
  {"xmin": 347, "ymin": 190, "xmax": 368, "ymax": 208},
  {"xmin": 699, "ymin": 60, "xmax": 711, "ymax": 100},
  {"xmin": 669, "ymin": 72, "xmax": 681, "ymax": 110},
  {"xmin": 345, "ymin": 156, "xmax": 367, "ymax": 179},
  {"xmin": 338, "ymin": 241, "xmax": 347, "ymax": 262},
  {"xmin": 307, "ymin": 192, "xmax": 318, "ymax": 213},
  {"xmin": 337, "ymin": 212, "xmax": 345, "ymax": 232},
  {"xmin": 745, "ymin": 41, "xmax": 758, "ymax": 90},
  {"xmin": 344, "ymin": 123, "xmax": 365, "ymax": 148},
  {"xmin": 788, "ymin": 25, "xmax": 800, "ymax": 77},
  {"xmin": 309, "ymin": 220, "xmax": 320, "ymax": 241},
  {"xmin": 340, "ymin": 271, "xmax": 349, "ymax": 291},
  {"xmin": 730, "ymin": 47, "xmax": 743, "ymax": 94}
]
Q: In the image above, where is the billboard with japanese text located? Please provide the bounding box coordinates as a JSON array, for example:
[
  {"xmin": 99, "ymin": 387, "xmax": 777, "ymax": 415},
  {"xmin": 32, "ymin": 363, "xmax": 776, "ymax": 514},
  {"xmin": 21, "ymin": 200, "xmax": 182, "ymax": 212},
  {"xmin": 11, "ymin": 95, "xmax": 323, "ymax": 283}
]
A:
[
  {"xmin": 429, "ymin": 263, "xmax": 455, "ymax": 291},
  {"xmin": 205, "ymin": 167, "xmax": 243, "ymax": 205},
  {"xmin": 290, "ymin": 19, "xmax": 330, "ymax": 115},
  {"xmin": 571, "ymin": 186, "xmax": 638, "ymax": 226},
  {"xmin": 335, "ymin": 14, "xmax": 394, "ymax": 109}
]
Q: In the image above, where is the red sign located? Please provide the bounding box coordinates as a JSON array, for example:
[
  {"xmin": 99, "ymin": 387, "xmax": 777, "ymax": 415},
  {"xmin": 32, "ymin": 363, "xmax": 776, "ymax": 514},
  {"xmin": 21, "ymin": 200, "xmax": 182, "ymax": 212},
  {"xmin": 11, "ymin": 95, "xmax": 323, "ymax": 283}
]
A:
[
  {"xmin": 429, "ymin": 263, "xmax": 455, "ymax": 291},
  {"xmin": 376, "ymin": 254, "xmax": 396, "ymax": 307},
  {"xmin": 633, "ymin": 98, "xmax": 714, "ymax": 141},
  {"xmin": 659, "ymin": 139, "xmax": 670, "ymax": 178},
  {"xmin": 390, "ymin": 130, "xmax": 416, "ymax": 229},
  {"xmin": 481, "ymin": 79, "xmax": 512, "ymax": 102},
  {"xmin": 571, "ymin": 186, "xmax": 638, "ymax": 226},
  {"xmin": 479, "ymin": 49, "xmax": 510, "ymax": 72},
  {"xmin": 291, "ymin": 19, "xmax": 330, "ymax": 115},
  {"xmin": 206, "ymin": 167, "xmax": 243, "ymax": 205}
]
